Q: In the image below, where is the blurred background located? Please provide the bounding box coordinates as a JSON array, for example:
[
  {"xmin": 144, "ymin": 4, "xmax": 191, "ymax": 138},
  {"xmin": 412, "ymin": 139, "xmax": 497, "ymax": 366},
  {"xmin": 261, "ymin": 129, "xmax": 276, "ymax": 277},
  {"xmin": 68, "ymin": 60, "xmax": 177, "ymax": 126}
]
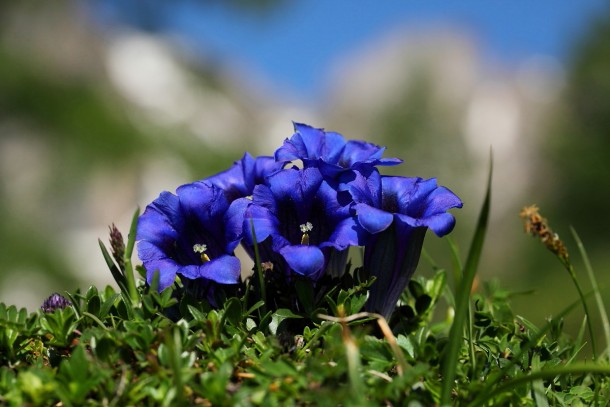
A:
[{"xmin": 1, "ymin": 0, "xmax": 609, "ymax": 343}]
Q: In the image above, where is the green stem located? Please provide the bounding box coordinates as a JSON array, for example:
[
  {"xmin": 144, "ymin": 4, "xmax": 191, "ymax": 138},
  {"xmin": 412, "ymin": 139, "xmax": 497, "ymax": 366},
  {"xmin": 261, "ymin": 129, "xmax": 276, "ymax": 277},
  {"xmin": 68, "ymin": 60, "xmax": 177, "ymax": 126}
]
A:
[
  {"xmin": 566, "ymin": 263, "xmax": 597, "ymax": 359},
  {"xmin": 249, "ymin": 219, "xmax": 267, "ymax": 317}
]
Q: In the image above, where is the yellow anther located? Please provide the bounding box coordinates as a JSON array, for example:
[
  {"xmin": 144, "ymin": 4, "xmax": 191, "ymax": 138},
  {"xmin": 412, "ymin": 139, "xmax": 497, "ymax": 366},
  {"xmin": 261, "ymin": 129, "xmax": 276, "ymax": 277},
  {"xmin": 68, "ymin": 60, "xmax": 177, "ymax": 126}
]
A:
[
  {"xmin": 193, "ymin": 244, "xmax": 211, "ymax": 263},
  {"xmin": 300, "ymin": 222, "xmax": 313, "ymax": 245}
]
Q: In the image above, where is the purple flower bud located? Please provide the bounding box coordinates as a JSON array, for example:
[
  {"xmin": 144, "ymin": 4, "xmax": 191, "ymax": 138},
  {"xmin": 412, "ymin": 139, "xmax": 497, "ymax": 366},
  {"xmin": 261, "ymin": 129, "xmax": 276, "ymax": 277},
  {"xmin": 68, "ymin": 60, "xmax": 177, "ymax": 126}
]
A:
[
  {"xmin": 109, "ymin": 223, "xmax": 125, "ymax": 271},
  {"xmin": 41, "ymin": 293, "xmax": 72, "ymax": 313}
]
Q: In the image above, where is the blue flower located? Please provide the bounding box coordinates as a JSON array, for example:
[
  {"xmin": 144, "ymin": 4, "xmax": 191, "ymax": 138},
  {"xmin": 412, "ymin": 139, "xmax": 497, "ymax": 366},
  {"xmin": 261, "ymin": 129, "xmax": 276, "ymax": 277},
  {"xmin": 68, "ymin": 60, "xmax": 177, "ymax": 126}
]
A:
[
  {"xmin": 234, "ymin": 167, "xmax": 367, "ymax": 280},
  {"xmin": 206, "ymin": 152, "xmax": 286, "ymax": 201},
  {"xmin": 347, "ymin": 171, "xmax": 463, "ymax": 318},
  {"xmin": 136, "ymin": 182, "xmax": 242, "ymax": 295},
  {"xmin": 275, "ymin": 123, "xmax": 402, "ymax": 178}
]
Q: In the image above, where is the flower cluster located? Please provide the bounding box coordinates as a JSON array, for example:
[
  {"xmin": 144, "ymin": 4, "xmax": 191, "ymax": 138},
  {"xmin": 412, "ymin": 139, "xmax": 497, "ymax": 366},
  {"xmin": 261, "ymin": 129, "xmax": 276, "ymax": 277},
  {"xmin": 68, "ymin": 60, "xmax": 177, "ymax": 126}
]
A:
[{"xmin": 137, "ymin": 123, "xmax": 462, "ymax": 316}]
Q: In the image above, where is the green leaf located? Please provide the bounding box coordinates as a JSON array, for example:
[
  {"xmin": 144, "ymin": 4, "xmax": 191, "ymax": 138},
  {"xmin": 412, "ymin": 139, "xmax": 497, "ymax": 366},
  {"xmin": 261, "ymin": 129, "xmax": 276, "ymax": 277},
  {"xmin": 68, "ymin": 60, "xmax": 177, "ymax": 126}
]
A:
[
  {"xmin": 223, "ymin": 297, "xmax": 243, "ymax": 327},
  {"xmin": 123, "ymin": 208, "xmax": 141, "ymax": 304},
  {"xmin": 295, "ymin": 279, "xmax": 315, "ymax": 315},
  {"xmin": 441, "ymin": 153, "xmax": 492, "ymax": 405},
  {"xmin": 269, "ymin": 308, "xmax": 303, "ymax": 335},
  {"xmin": 187, "ymin": 305, "xmax": 207, "ymax": 322},
  {"xmin": 98, "ymin": 239, "xmax": 127, "ymax": 292},
  {"xmin": 244, "ymin": 300, "xmax": 266, "ymax": 317},
  {"xmin": 98, "ymin": 293, "xmax": 120, "ymax": 319},
  {"xmin": 397, "ymin": 334, "xmax": 416, "ymax": 359}
]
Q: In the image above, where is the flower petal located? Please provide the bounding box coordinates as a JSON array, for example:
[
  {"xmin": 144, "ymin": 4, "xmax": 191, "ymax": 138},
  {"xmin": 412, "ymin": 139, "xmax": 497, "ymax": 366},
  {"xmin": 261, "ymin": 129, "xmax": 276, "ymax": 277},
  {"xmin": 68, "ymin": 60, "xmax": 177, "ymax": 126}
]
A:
[
  {"xmin": 136, "ymin": 192, "xmax": 180, "ymax": 244},
  {"xmin": 244, "ymin": 204, "xmax": 280, "ymax": 245},
  {"xmin": 143, "ymin": 258, "xmax": 179, "ymax": 292},
  {"xmin": 177, "ymin": 182, "xmax": 228, "ymax": 231},
  {"xmin": 421, "ymin": 186, "xmax": 464, "ymax": 217},
  {"xmin": 381, "ymin": 176, "xmax": 420, "ymax": 212},
  {"xmin": 323, "ymin": 217, "xmax": 368, "ymax": 249},
  {"xmin": 197, "ymin": 255, "xmax": 241, "ymax": 284},
  {"xmin": 225, "ymin": 197, "xmax": 250, "ymax": 252},
  {"xmin": 276, "ymin": 123, "xmax": 343, "ymax": 162},
  {"xmin": 207, "ymin": 153, "xmax": 284, "ymax": 201},
  {"xmin": 137, "ymin": 240, "xmax": 166, "ymax": 262},
  {"xmin": 279, "ymin": 245, "xmax": 325, "ymax": 278},
  {"xmin": 353, "ymin": 203, "xmax": 394, "ymax": 234},
  {"xmin": 206, "ymin": 153, "xmax": 252, "ymax": 199},
  {"xmin": 419, "ymin": 212, "xmax": 457, "ymax": 237},
  {"xmin": 266, "ymin": 167, "xmax": 323, "ymax": 215}
]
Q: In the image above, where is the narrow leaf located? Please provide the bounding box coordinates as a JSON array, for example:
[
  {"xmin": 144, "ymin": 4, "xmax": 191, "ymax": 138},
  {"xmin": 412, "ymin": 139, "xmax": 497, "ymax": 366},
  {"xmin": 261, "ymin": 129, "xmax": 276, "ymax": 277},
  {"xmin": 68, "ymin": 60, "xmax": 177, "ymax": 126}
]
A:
[{"xmin": 441, "ymin": 153, "xmax": 492, "ymax": 405}]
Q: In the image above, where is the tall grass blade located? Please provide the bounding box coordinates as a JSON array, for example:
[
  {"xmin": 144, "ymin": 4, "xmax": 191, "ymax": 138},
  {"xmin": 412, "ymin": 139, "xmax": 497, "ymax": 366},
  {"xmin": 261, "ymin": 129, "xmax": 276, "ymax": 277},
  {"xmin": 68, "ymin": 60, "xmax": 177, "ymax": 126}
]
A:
[
  {"xmin": 440, "ymin": 155, "xmax": 492, "ymax": 405},
  {"xmin": 446, "ymin": 236, "xmax": 476, "ymax": 376},
  {"xmin": 571, "ymin": 226, "xmax": 610, "ymax": 358}
]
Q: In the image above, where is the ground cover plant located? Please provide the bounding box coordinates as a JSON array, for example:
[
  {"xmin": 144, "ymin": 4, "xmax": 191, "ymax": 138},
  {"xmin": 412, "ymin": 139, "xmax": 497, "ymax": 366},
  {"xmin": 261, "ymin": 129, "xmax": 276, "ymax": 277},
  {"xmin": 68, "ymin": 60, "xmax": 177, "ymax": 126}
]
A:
[{"xmin": 1, "ymin": 123, "xmax": 609, "ymax": 406}]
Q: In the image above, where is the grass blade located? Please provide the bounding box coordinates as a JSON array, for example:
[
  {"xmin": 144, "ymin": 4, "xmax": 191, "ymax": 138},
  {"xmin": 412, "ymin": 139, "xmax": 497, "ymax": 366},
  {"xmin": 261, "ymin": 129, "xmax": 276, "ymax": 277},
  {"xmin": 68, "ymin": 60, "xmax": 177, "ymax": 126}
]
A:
[
  {"xmin": 479, "ymin": 364, "xmax": 610, "ymax": 404},
  {"xmin": 446, "ymin": 236, "xmax": 476, "ymax": 376},
  {"xmin": 571, "ymin": 226, "xmax": 610, "ymax": 358},
  {"xmin": 123, "ymin": 208, "xmax": 141, "ymax": 305},
  {"xmin": 440, "ymin": 155, "xmax": 492, "ymax": 405},
  {"xmin": 98, "ymin": 239, "xmax": 128, "ymax": 294}
]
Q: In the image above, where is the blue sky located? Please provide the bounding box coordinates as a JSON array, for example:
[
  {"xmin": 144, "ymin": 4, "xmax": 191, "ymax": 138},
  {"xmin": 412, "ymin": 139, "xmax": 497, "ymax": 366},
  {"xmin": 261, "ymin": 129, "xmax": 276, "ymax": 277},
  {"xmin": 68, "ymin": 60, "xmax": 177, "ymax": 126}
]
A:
[{"xmin": 96, "ymin": 0, "xmax": 609, "ymax": 98}]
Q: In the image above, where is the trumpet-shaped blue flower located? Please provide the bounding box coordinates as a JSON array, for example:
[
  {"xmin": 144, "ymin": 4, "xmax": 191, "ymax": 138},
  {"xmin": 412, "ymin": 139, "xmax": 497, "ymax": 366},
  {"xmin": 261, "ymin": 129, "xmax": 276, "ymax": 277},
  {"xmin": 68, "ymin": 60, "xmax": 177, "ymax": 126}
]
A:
[
  {"xmin": 275, "ymin": 123, "xmax": 402, "ymax": 178},
  {"xmin": 234, "ymin": 167, "xmax": 367, "ymax": 280},
  {"xmin": 347, "ymin": 170, "xmax": 463, "ymax": 317},
  {"xmin": 136, "ymin": 182, "xmax": 242, "ymax": 295},
  {"xmin": 206, "ymin": 152, "xmax": 286, "ymax": 201}
]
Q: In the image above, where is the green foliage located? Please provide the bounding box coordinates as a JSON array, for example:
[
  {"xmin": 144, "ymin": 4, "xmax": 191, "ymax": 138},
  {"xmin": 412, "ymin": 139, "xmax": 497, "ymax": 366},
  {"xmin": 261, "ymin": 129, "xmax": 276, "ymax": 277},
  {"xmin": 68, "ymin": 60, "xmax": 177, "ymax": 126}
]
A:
[
  {"xmin": 2, "ymin": 168, "xmax": 610, "ymax": 405},
  {"xmin": 1, "ymin": 266, "xmax": 609, "ymax": 405}
]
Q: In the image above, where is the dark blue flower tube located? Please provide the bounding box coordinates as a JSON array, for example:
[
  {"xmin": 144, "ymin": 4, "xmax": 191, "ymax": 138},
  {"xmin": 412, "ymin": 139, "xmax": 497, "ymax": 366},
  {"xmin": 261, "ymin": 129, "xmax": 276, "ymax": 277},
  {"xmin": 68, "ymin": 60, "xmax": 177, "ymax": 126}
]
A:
[
  {"xmin": 136, "ymin": 182, "xmax": 242, "ymax": 300},
  {"xmin": 348, "ymin": 172, "xmax": 463, "ymax": 318}
]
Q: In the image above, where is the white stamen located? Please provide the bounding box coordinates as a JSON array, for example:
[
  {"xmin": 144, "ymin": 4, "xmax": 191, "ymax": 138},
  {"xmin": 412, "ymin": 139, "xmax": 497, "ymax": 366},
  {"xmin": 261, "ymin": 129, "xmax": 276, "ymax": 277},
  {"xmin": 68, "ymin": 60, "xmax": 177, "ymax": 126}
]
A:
[
  {"xmin": 300, "ymin": 222, "xmax": 313, "ymax": 233},
  {"xmin": 193, "ymin": 244, "xmax": 207, "ymax": 253}
]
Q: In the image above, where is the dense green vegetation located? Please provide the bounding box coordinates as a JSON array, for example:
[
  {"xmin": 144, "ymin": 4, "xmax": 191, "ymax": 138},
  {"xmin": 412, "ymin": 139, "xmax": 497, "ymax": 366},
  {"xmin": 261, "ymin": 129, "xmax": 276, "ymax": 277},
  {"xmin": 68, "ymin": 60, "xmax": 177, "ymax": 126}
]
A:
[{"xmin": 2, "ymin": 185, "xmax": 609, "ymax": 406}]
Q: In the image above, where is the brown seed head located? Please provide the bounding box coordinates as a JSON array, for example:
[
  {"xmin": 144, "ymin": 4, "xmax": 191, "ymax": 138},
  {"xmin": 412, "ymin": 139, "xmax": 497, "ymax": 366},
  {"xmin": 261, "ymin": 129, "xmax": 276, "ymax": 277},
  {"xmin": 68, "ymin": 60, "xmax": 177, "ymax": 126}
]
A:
[{"xmin": 520, "ymin": 205, "xmax": 569, "ymax": 264}]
